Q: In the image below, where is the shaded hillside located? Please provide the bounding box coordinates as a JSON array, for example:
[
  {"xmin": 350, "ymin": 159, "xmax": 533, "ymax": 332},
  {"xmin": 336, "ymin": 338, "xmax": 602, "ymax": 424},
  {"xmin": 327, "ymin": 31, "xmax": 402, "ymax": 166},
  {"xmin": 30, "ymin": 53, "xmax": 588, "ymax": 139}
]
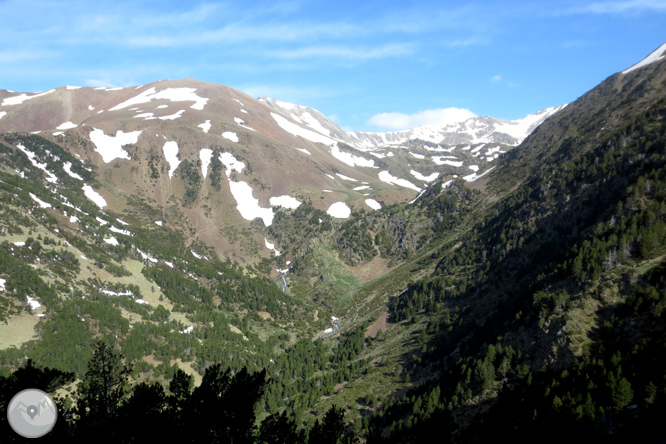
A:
[{"xmin": 363, "ymin": 47, "xmax": 666, "ymax": 443}]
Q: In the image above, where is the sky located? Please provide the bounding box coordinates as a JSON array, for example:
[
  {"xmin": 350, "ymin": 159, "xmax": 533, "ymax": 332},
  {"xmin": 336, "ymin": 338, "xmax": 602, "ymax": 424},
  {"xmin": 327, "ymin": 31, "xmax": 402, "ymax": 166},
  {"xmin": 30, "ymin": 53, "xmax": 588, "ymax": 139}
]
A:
[{"xmin": 0, "ymin": 0, "xmax": 664, "ymax": 132}]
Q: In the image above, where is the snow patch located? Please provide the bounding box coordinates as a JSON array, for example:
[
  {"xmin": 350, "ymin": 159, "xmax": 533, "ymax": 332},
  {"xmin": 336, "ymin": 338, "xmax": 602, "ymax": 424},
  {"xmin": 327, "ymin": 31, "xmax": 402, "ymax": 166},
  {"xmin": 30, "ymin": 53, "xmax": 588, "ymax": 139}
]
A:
[
  {"xmin": 159, "ymin": 109, "xmax": 185, "ymax": 120},
  {"xmin": 409, "ymin": 152, "xmax": 425, "ymax": 159},
  {"xmin": 110, "ymin": 226, "xmax": 132, "ymax": 236},
  {"xmin": 198, "ymin": 120, "xmax": 212, "ymax": 133},
  {"xmin": 2, "ymin": 89, "xmax": 55, "ymax": 106},
  {"xmin": 219, "ymin": 152, "xmax": 245, "ymax": 177},
  {"xmin": 56, "ymin": 121, "xmax": 77, "ymax": 130},
  {"xmin": 378, "ymin": 171, "xmax": 421, "ymax": 192},
  {"xmin": 233, "ymin": 117, "xmax": 255, "ymax": 131},
  {"xmin": 432, "ymin": 157, "xmax": 463, "ymax": 167},
  {"xmin": 336, "ymin": 173, "xmax": 358, "ymax": 182},
  {"xmin": 265, "ymin": 238, "xmax": 280, "ymax": 256},
  {"xmin": 228, "ymin": 181, "xmax": 274, "ymax": 226},
  {"xmin": 270, "ymin": 112, "xmax": 334, "ymax": 145},
  {"xmin": 103, "ymin": 236, "xmax": 119, "ymax": 246},
  {"xmin": 353, "ymin": 185, "xmax": 370, "ymax": 191},
  {"xmin": 410, "ymin": 170, "xmax": 439, "ymax": 182},
  {"xmin": 163, "ymin": 141, "xmax": 181, "ymax": 179},
  {"xmin": 222, "ymin": 131, "xmax": 239, "ymax": 142},
  {"xmin": 200, "ymin": 149, "xmax": 212, "ymax": 179},
  {"xmin": 83, "ymin": 184, "xmax": 107, "ymax": 208},
  {"xmin": 269, "ymin": 195, "xmax": 302, "ymax": 209},
  {"xmin": 29, "ymin": 193, "xmax": 51, "ymax": 208},
  {"xmin": 15, "ymin": 143, "xmax": 58, "ymax": 183},
  {"xmin": 110, "ymin": 87, "xmax": 208, "ymax": 111},
  {"xmin": 330, "ymin": 143, "xmax": 376, "ymax": 168},
  {"xmin": 155, "ymin": 221, "xmax": 163, "ymax": 226},
  {"xmin": 463, "ymin": 166, "xmax": 496, "ymax": 182},
  {"xmin": 137, "ymin": 248, "xmax": 158, "ymax": 263},
  {"xmin": 27, "ymin": 296, "xmax": 41, "ymax": 310},
  {"xmin": 63, "ymin": 162, "xmax": 83, "ymax": 180},
  {"xmin": 365, "ymin": 199, "xmax": 381, "ymax": 210},
  {"xmin": 327, "ymin": 202, "xmax": 351, "ymax": 218},
  {"xmin": 89, "ymin": 128, "xmax": 142, "ymax": 163}
]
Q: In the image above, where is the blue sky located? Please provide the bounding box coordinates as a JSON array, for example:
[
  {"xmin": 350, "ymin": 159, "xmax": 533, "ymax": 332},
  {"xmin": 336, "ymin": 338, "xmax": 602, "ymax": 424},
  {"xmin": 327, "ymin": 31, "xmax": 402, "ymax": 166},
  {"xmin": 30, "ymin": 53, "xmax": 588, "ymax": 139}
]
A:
[{"xmin": 0, "ymin": 1, "xmax": 664, "ymax": 131}]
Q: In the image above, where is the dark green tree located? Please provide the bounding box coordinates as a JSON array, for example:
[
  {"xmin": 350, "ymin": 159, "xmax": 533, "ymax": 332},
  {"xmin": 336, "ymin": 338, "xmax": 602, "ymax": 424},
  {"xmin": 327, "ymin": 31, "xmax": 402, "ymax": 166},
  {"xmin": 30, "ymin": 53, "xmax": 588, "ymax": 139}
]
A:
[
  {"xmin": 75, "ymin": 340, "xmax": 131, "ymax": 438},
  {"xmin": 258, "ymin": 410, "xmax": 302, "ymax": 444}
]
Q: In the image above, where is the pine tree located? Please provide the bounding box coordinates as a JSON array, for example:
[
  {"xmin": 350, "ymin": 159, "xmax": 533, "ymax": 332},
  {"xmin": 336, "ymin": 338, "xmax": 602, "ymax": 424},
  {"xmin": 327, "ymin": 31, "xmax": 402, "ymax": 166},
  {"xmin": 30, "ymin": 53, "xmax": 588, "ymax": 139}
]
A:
[{"xmin": 75, "ymin": 340, "xmax": 131, "ymax": 438}]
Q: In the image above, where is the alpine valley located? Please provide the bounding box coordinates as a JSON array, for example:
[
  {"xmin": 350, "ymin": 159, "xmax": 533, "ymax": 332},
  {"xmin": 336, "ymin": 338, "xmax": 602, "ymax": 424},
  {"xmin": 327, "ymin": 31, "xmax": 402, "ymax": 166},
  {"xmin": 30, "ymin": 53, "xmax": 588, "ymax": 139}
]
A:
[{"xmin": 0, "ymin": 43, "xmax": 665, "ymax": 443}]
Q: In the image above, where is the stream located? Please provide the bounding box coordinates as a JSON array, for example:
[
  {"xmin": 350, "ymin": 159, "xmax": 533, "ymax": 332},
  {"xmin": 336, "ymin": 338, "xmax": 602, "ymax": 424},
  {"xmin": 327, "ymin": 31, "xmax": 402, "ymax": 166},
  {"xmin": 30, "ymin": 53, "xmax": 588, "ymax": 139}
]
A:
[{"xmin": 279, "ymin": 270, "xmax": 288, "ymax": 293}]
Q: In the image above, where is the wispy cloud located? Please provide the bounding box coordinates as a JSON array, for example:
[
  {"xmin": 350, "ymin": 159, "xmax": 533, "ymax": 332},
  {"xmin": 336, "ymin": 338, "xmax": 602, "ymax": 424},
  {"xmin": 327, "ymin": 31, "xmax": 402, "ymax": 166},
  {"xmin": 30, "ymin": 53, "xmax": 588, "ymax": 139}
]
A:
[
  {"xmin": 490, "ymin": 74, "xmax": 503, "ymax": 83},
  {"xmin": 367, "ymin": 108, "xmax": 477, "ymax": 131},
  {"xmin": 267, "ymin": 43, "xmax": 415, "ymax": 60},
  {"xmin": 566, "ymin": 0, "xmax": 666, "ymax": 14}
]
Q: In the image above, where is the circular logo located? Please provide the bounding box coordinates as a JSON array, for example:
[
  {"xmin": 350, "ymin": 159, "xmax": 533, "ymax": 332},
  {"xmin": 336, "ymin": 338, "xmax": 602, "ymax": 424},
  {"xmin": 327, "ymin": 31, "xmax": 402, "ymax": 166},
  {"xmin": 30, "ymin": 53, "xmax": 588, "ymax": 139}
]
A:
[{"xmin": 7, "ymin": 389, "xmax": 58, "ymax": 438}]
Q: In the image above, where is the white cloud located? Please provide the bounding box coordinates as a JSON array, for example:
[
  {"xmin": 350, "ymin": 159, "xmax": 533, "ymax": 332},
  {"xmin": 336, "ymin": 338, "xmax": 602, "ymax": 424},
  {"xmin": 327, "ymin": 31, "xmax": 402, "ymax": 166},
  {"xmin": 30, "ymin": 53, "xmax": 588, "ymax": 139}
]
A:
[
  {"xmin": 490, "ymin": 74, "xmax": 502, "ymax": 83},
  {"xmin": 367, "ymin": 107, "xmax": 477, "ymax": 130}
]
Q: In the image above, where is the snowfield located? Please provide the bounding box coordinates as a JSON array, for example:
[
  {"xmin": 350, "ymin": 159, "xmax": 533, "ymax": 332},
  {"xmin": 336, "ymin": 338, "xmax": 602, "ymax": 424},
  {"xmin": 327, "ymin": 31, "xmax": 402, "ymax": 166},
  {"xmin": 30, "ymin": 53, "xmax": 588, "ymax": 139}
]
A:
[{"xmin": 89, "ymin": 128, "xmax": 142, "ymax": 163}]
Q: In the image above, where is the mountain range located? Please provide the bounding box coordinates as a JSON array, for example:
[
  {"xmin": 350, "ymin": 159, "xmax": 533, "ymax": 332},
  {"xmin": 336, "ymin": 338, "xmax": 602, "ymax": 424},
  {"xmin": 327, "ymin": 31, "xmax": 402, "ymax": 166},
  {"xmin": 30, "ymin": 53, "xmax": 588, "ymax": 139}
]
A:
[{"xmin": 0, "ymin": 43, "xmax": 665, "ymax": 442}]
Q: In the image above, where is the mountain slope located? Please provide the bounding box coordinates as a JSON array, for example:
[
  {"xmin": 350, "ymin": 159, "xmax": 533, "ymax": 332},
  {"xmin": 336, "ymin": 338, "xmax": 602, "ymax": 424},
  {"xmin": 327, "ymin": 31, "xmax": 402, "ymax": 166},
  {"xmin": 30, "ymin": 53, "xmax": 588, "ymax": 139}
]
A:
[{"xmin": 1, "ymin": 45, "xmax": 664, "ymax": 442}]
